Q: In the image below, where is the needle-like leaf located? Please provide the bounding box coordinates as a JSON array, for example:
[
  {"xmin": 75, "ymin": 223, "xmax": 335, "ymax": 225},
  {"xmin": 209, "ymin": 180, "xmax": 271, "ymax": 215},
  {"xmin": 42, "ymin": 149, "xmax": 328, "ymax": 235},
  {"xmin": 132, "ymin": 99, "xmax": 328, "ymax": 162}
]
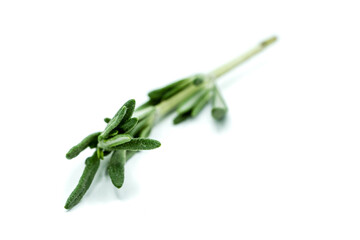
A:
[
  {"xmin": 118, "ymin": 117, "xmax": 138, "ymax": 133},
  {"xmin": 173, "ymin": 112, "xmax": 191, "ymax": 124},
  {"xmin": 176, "ymin": 88, "xmax": 207, "ymax": 115},
  {"xmin": 108, "ymin": 150, "xmax": 126, "ymax": 188},
  {"xmin": 120, "ymin": 99, "xmax": 136, "ymax": 125},
  {"xmin": 112, "ymin": 138, "xmax": 161, "ymax": 151},
  {"xmin": 99, "ymin": 106, "xmax": 127, "ymax": 140},
  {"xmin": 64, "ymin": 151, "xmax": 100, "ymax": 209},
  {"xmin": 98, "ymin": 134, "xmax": 132, "ymax": 150},
  {"xmin": 191, "ymin": 90, "xmax": 213, "ymax": 117},
  {"xmin": 161, "ymin": 79, "xmax": 192, "ymax": 100},
  {"xmin": 66, "ymin": 132, "xmax": 101, "ymax": 159},
  {"xmin": 148, "ymin": 78, "xmax": 191, "ymax": 101}
]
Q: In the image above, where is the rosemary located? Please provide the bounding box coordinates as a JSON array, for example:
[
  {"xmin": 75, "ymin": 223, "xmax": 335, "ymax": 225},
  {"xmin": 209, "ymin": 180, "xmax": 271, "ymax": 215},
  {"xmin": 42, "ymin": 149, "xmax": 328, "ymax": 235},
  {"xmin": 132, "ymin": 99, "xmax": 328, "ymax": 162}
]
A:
[{"xmin": 64, "ymin": 36, "xmax": 277, "ymax": 210}]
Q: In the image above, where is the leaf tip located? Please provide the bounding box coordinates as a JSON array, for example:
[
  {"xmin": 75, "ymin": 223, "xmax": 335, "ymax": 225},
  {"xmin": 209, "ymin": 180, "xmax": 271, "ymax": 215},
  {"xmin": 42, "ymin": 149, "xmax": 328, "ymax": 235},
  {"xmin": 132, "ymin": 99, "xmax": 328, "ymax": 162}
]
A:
[{"xmin": 211, "ymin": 108, "xmax": 227, "ymax": 120}]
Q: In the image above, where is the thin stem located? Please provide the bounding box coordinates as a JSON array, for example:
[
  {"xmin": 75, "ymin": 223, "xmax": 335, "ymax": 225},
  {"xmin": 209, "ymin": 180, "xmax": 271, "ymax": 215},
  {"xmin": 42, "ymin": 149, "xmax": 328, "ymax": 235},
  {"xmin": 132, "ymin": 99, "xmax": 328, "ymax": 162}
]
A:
[
  {"xmin": 154, "ymin": 36, "xmax": 277, "ymax": 120},
  {"xmin": 209, "ymin": 36, "xmax": 277, "ymax": 79}
]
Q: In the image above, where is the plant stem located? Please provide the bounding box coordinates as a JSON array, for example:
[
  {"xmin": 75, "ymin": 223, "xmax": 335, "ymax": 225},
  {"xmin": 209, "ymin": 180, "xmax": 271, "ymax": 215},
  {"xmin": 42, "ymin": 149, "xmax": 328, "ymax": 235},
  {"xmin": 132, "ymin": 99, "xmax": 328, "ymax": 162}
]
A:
[
  {"xmin": 154, "ymin": 36, "xmax": 277, "ymax": 120},
  {"xmin": 155, "ymin": 82, "xmax": 205, "ymax": 120},
  {"xmin": 209, "ymin": 36, "xmax": 277, "ymax": 79}
]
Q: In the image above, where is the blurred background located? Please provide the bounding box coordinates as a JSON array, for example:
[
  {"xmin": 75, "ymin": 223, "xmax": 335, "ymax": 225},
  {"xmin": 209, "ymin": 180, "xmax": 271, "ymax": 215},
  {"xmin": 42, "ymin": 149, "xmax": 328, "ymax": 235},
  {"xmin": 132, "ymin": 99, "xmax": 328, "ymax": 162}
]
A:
[{"xmin": 0, "ymin": 1, "xmax": 359, "ymax": 239}]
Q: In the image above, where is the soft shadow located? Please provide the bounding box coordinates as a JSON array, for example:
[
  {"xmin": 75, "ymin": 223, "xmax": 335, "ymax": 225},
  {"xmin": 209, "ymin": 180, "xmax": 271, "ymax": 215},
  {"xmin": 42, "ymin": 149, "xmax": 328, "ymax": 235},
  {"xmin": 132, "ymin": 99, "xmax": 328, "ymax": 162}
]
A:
[{"xmin": 212, "ymin": 116, "xmax": 229, "ymax": 133}]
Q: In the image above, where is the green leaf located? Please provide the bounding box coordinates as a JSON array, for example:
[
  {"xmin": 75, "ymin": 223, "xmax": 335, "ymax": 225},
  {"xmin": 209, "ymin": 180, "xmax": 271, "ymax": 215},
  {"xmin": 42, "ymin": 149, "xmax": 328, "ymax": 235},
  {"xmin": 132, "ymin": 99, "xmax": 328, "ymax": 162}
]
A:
[
  {"xmin": 99, "ymin": 106, "xmax": 127, "ymax": 140},
  {"xmin": 193, "ymin": 76, "xmax": 204, "ymax": 86},
  {"xmin": 176, "ymin": 88, "xmax": 207, "ymax": 115},
  {"xmin": 112, "ymin": 138, "xmax": 161, "ymax": 151},
  {"xmin": 120, "ymin": 99, "xmax": 136, "ymax": 125},
  {"xmin": 108, "ymin": 150, "xmax": 126, "ymax": 188},
  {"xmin": 98, "ymin": 134, "xmax": 132, "ymax": 150},
  {"xmin": 139, "ymin": 125, "xmax": 151, "ymax": 138},
  {"xmin": 211, "ymin": 85, "xmax": 228, "ymax": 120},
  {"xmin": 66, "ymin": 132, "xmax": 101, "ymax": 159},
  {"xmin": 161, "ymin": 79, "xmax": 192, "ymax": 100},
  {"xmin": 64, "ymin": 151, "xmax": 100, "ymax": 210},
  {"xmin": 130, "ymin": 113, "xmax": 155, "ymax": 138},
  {"xmin": 173, "ymin": 112, "xmax": 191, "ymax": 125},
  {"xmin": 191, "ymin": 90, "xmax": 213, "ymax": 117},
  {"xmin": 109, "ymin": 129, "xmax": 118, "ymax": 137},
  {"xmin": 118, "ymin": 117, "xmax": 138, "ymax": 133},
  {"xmin": 104, "ymin": 118, "xmax": 111, "ymax": 123},
  {"xmin": 148, "ymin": 78, "xmax": 191, "ymax": 101}
]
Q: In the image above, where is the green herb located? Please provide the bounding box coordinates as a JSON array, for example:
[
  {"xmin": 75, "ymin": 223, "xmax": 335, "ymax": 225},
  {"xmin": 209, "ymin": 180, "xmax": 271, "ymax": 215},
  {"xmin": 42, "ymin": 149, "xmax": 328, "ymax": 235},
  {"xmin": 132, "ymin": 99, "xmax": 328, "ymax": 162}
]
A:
[
  {"xmin": 65, "ymin": 151, "xmax": 100, "ymax": 209},
  {"xmin": 66, "ymin": 132, "xmax": 101, "ymax": 159},
  {"xmin": 118, "ymin": 117, "xmax": 138, "ymax": 133},
  {"xmin": 108, "ymin": 150, "xmax": 126, "ymax": 188},
  {"xmin": 65, "ymin": 36, "xmax": 277, "ymax": 209},
  {"xmin": 111, "ymin": 138, "xmax": 161, "ymax": 151},
  {"xmin": 99, "ymin": 105, "xmax": 127, "ymax": 140},
  {"xmin": 211, "ymin": 85, "xmax": 228, "ymax": 120}
]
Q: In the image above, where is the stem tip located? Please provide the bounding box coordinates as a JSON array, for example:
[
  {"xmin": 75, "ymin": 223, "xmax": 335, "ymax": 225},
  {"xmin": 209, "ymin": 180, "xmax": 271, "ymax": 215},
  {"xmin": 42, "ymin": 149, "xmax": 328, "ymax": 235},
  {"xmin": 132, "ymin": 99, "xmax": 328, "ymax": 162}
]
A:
[{"xmin": 261, "ymin": 36, "xmax": 278, "ymax": 47}]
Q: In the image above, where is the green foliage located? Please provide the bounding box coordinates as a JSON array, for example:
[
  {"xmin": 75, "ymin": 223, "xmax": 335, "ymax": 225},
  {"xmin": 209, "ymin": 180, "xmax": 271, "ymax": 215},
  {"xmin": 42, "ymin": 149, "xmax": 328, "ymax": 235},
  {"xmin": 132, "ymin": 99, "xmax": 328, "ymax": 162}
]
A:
[
  {"xmin": 98, "ymin": 134, "xmax": 132, "ymax": 150},
  {"xmin": 66, "ymin": 132, "xmax": 101, "ymax": 159},
  {"xmin": 112, "ymin": 138, "xmax": 161, "ymax": 151},
  {"xmin": 211, "ymin": 85, "xmax": 228, "ymax": 120},
  {"xmin": 108, "ymin": 150, "xmax": 126, "ymax": 188},
  {"xmin": 191, "ymin": 90, "xmax": 213, "ymax": 117},
  {"xmin": 120, "ymin": 99, "xmax": 136, "ymax": 125},
  {"xmin": 148, "ymin": 78, "xmax": 189, "ymax": 101},
  {"xmin": 65, "ymin": 36, "xmax": 276, "ymax": 209},
  {"xmin": 65, "ymin": 99, "xmax": 160, "ymax": 209},
  {"xmin": 173, "ymin": 112, "xmax": 191, "ymax": 125},
  {"xmin": 99, "ymin": 105, "xmax": 127, "ymax": 140},
  {"xmin": 64, "ymin": 151, "xmax": 100, "ymax": 210},
  {"xmin": 118, "ymin": 117, "xmax": 138, "ymax": 133}
]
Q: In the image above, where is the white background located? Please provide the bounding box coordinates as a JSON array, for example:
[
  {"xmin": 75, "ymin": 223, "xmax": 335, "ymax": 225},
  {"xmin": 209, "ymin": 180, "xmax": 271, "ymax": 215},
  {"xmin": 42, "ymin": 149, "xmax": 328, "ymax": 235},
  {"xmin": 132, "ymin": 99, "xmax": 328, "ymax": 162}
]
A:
[{"xmin": 1, "ymin": 0, "xmax": 359, "ymax": 239}]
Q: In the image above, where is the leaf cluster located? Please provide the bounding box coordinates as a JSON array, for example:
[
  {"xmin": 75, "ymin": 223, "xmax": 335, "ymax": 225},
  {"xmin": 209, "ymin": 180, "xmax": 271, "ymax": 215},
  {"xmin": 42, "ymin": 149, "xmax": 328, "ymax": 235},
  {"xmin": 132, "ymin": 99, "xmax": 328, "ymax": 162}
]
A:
[
  {"xmin": 173, "ymin": 84, "xmax": 228, "ymax": 124},
  {"xmin": 65, "ymin": 99, "xmax": 160, "ymax": 209}
]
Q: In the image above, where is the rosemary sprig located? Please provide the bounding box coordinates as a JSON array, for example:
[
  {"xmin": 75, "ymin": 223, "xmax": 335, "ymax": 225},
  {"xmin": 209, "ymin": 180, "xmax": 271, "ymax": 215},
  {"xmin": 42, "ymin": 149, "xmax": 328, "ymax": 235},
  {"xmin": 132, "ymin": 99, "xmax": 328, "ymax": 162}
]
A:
[{"xmin": 65, "ymin": 36, "xmax": 277, "ymax": 210}]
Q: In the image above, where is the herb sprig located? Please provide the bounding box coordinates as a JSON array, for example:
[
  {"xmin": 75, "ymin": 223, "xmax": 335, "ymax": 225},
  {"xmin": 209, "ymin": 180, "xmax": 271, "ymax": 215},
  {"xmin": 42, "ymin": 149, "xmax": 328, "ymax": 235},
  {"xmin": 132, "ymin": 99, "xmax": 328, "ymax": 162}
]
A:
[{"xmin": 65, "ymin": 36, "xmax": 277, "ymax": 210}]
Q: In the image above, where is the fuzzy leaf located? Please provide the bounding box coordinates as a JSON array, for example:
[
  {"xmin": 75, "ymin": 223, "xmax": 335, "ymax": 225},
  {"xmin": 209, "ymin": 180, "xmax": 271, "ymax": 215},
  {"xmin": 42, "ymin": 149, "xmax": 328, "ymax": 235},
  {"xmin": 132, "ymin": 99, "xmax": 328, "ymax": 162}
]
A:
[
  {"xmin": 112, "ymin": 138, "xmax": 161, "ymax": 151},
  {"xmin": 120, "ymin": 99, "xmax": 136, "ymax": 125},
  {"xmin": 148, "ymin": 78, "xmax": 190, "ymax": 101},
  {"xmin": 98, "ymin": 134, "xmax": 132, "ymax": 150},
  {"xmin": 118, "ymin": 117, "xmax": 138, "ymax": 133},
  {"xmin": 66, "ymin": 132, "xmax": 101, "ymax": 159},
  {"xmin": 99, "ymin": 106, "xmax": 127, "ymax": 140},
  {"xmin": 108, "ymin": 150, "xmax": 126, "ymax": 188},
  {"xmin": 64, "ymin": 151, "xmax": 100, "ymax": 209}
]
